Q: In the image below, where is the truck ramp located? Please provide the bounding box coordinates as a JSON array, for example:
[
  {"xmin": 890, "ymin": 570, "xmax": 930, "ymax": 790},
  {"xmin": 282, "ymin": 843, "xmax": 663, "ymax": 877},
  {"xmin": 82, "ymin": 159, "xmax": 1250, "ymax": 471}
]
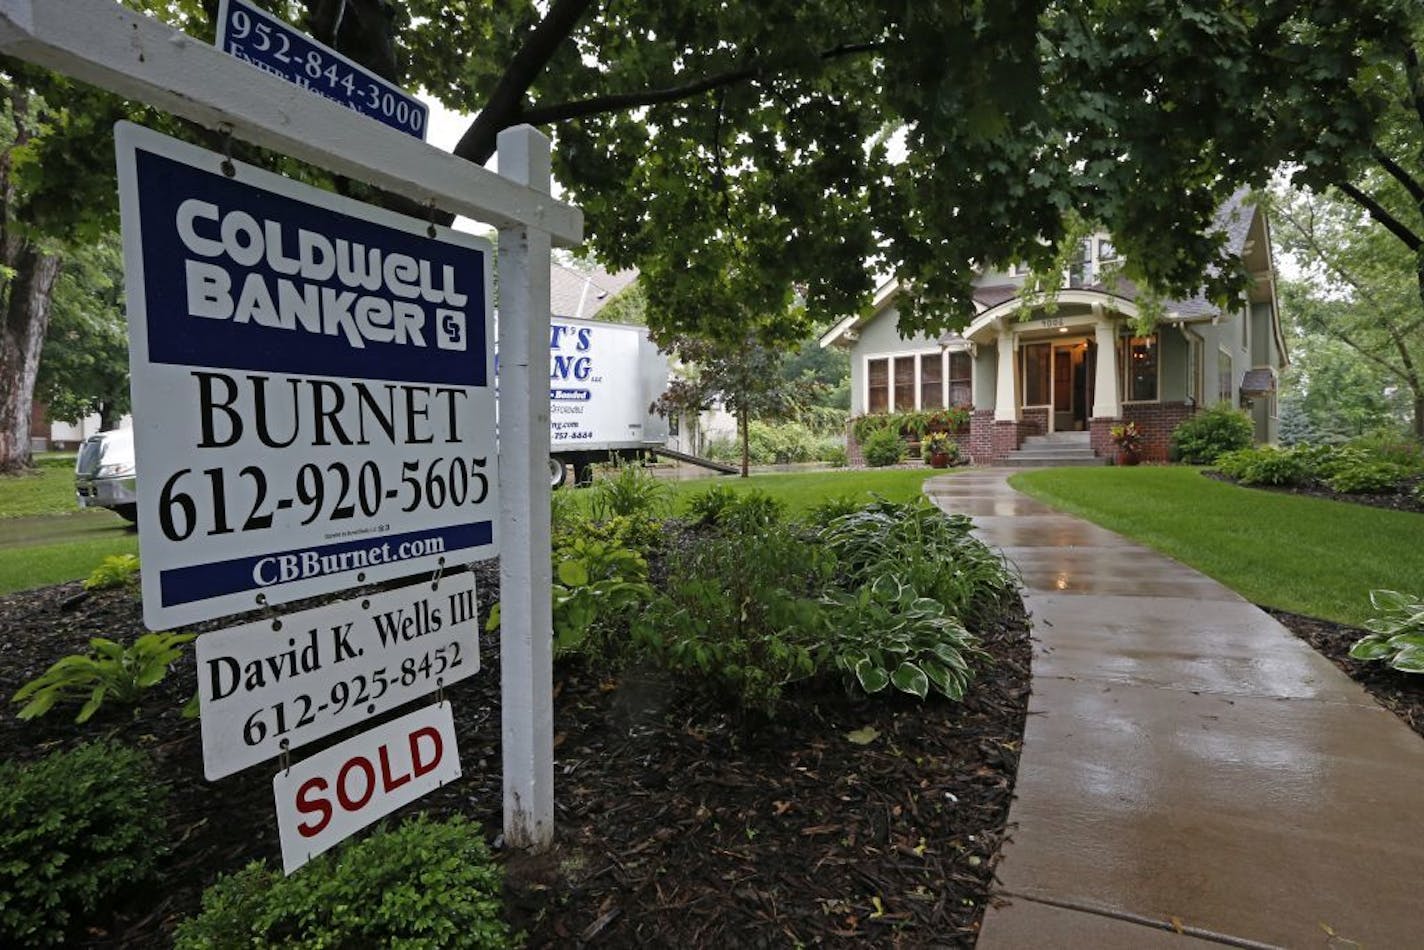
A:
[{"xmin": 649, "ymin": 447, "xmax": 739, "ymax": 475}]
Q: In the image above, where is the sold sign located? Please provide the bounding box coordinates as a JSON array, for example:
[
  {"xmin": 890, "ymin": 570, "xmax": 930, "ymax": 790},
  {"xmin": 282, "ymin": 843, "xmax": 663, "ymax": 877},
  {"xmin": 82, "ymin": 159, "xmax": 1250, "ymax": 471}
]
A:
[{"xmin": 273, "ymin": 702, "xmax": 460, "ymax": 874}]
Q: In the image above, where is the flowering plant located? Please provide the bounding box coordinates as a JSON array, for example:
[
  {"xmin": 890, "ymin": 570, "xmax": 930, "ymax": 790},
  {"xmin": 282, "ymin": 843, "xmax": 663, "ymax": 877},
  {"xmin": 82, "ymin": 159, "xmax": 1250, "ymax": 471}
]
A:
[{"xmin": 1109, "ymin": 421, "xmax": 1142, "ymax": 453}]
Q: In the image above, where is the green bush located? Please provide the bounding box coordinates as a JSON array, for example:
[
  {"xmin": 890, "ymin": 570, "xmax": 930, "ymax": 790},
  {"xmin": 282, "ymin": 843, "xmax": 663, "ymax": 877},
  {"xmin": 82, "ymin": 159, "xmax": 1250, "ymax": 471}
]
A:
[
  {"xmin": 824, "ymin": 444, "xmax": 848, "ymax": 467},
  {"xmin": 0, "ymin": 742, "xmax": 166, "ymax": 947},
  {"xmin": 174, "ymin": 815, "xmax": 512, "ymax": 950},
  {"xmin": 1348, "ymin": 434, "xmax": 1424, "ymax": 471},
  {"xmin": 579, "ymin": 512, "xmax": 664, "ymax": 556},
  {"xmin": 1326, "ymin": 459, "xmax": 1409, "ymax": 494},
  {"xmin": 549, "ymin": 488, "xmax": 586, "ymax": 541},
  {"xmin": 747, "ymin": 420, "xmax": 817, "ymax": 464},
  {"xmin": 1212, "ymin": 445, "xmax": 1313, "ymax": 486},
  {"xmin": 588, "ymin": 462, "xmax": 669, "ymax": 521},
  {"xmin": 1170, "ymin": 404, "xmax": 1254, "ymax": 464},
  {"xmin": 682, "ymin": 484, "xmax": 742, "ymax": 527},
  {"xmin": 12, "ymin": 631, "xmax": 195, "ymax": 723},
  {"xmin": 860, "ymin": 427, "xmax": 906, "ymax": 467},
  {"xmin": 83, "ymin": 554, "xmax": 140, "ymax": 591},
  {"xmin": 1348, "ymin": 590, "xmax": 1424, "ymax": 674},
  {"xmin": 820, "ymin": 574, "xmax": 985, "ymax": 701},
  {"xmin": 818, "ymin": 498, "xmax": 1018, "ymax": 627},
  {"xmin": 634, "ymin": 517, "xmax": 825, "ymax": 714}
]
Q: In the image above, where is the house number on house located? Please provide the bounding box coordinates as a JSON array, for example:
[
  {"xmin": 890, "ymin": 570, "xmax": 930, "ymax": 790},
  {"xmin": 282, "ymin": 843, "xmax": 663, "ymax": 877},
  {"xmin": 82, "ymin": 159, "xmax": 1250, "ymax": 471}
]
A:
[{"xmin": 1036, "ymin": 317, "xmax": 1065, "ymax": 328}]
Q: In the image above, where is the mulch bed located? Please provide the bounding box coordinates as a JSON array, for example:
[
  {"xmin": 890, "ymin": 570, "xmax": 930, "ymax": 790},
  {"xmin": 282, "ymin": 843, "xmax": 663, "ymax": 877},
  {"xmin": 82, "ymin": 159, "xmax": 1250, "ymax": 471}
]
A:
[
  {"xmin": 1203, "ymin": 470, "xmax": 1424, "ymax": 514},
  {"xmin": 0, "ymin": 563, "xmax": 1031, "ymax": 948},
  {"xmin": 1267, "ymin": 608, "xmax": 1424, "ymax": 741}
]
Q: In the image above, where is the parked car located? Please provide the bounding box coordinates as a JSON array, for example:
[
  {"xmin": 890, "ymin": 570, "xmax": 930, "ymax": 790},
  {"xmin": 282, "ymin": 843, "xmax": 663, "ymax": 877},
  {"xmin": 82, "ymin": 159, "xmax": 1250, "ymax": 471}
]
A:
[{"xmin": 75, "ymin": 429, "xmax": 137, "ymax": 522}]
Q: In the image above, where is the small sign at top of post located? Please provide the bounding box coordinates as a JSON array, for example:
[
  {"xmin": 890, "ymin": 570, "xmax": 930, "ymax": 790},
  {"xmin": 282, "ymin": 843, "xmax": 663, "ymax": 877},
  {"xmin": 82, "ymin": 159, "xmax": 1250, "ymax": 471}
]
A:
[{"xmin": 215, "ymin": 0, "xmax": 428, "ymax": 140}]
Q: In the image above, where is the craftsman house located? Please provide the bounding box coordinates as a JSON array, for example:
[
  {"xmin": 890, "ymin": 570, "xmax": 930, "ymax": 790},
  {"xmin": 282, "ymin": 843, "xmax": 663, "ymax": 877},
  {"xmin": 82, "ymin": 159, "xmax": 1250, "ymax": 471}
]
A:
[{"xmin": 820, "ymin": 194, "xmax": 1286, "ymax": 463}]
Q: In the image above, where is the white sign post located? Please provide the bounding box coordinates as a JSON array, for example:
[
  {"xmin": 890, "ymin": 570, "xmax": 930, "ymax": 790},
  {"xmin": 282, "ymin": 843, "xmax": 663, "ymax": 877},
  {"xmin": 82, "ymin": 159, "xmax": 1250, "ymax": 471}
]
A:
[
  {"xmin": 274, "ymin": 702, "xmax": 461, "ymax": 874},
  {"xmin": 115, "ymin": 122, "xmax": 497, "ymax": 629},
  {"xmin": 496, "ymin": 127, "xmax": 555, "ymax": 849},
  {"xmin": 197, "ymin": 572, "xmax": 479, "ymax": 780}
]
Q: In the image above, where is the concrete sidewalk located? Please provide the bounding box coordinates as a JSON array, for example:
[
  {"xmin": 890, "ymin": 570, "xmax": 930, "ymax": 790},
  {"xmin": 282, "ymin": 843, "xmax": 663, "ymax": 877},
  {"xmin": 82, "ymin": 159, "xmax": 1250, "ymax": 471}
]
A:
[{"xmin": 926, "ymin": 471, "xmax": 1424, "ymax": 949}]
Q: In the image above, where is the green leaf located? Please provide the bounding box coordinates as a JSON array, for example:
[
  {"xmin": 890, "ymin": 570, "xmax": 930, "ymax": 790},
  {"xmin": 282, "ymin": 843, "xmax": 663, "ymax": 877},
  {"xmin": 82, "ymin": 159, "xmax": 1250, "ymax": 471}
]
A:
[
  {"xmin": 845, "ymin": 726, "xmax": 880, "ymax": 745},
  {"xmin": 854, "ymin": 658, "xmax": 890, "ymax": 694},
  {"xmin": 1389, "ymin": 648, "xmax": 1424, "ymax": 674},
  {"xmin": 1349, "ymin": 637, "xmax": 1395, "ymax": 661},
  {"xmin": 557, "ymin": 559, "xmax": 589, "ymax": 587},
  {"xmin": 891, "ymin": 662, "xmax": 930, "ymax": 699}
]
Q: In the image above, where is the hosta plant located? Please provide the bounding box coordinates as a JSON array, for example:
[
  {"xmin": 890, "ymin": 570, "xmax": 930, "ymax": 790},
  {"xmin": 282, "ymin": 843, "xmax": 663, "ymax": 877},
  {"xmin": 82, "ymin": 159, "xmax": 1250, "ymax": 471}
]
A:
[
  {"xmin": 12, "ymin": 631, "xmax": 196, "ymax": 722},
  {"xmin": 821, "ymin": 573, "xmax": 985, "ymax": 700},
  {"xmin": 1349, "ymin": 590, "xmax": 1424, "ymax": 674}
]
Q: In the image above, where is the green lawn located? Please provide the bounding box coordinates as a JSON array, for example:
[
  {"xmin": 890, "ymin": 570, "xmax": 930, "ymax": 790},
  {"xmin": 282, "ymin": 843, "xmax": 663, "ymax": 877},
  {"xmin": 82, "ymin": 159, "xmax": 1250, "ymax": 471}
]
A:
[
  {"xmin": 0, "ymin": 533, "xmax": 140, "ymax": 595},
  {"xmin": 570, "ymin": 466, "xmax": 951, "ymax": 517},
  {"xmin": 1010, "ymin": 466, "xmax": 1424, "ymax": 626},
  {"xmin": 0, "ymin": 453, "xmax": 80, "ymax": 518}
]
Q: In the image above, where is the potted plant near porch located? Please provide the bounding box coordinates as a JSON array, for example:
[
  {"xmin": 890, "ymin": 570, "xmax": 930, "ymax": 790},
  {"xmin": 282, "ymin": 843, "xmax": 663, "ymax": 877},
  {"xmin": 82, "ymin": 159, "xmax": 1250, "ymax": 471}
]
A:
[
  {"xmin": 1110, "ymin": 421, "xmax": 1143, "ymax": 466},
  {"xmin": 924, "ymin": 432, "xmax": 956, "ymax": 468}
]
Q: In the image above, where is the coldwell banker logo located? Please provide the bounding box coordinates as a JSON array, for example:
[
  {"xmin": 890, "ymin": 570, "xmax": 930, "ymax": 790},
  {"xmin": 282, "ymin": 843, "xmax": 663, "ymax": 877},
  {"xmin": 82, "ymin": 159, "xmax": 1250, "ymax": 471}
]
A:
[{"xmin": 175, "ymin": 198, "xmax": 468, "ymax": 352}]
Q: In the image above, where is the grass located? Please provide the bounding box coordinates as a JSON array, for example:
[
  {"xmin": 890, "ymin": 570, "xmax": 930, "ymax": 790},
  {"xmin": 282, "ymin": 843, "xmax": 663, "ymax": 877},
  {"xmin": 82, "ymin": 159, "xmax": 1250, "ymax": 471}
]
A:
[
  {"xmin": 0, "ymin": 534, "xmax": 140, "ymax": 595},
  {"xmin": 0, "ymin": 453, "xmax": 80, "ymax": 518},
  {"xmin": 1010, "ymin": 466, "xmax": 1424, "ymax": 626},
  {"xmin": 570, "ymin": 466, "xmax": 951, "ymax": 517}
]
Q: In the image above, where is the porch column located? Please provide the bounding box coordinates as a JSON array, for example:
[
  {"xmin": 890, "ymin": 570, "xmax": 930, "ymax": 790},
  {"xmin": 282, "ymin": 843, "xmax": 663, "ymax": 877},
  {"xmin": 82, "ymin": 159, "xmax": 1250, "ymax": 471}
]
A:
[
  {"xmin": 994, "ymin": 326, "xmax": 1019, "ymax": 421},
  {"xmin": 1092, "ymin": 313, "xmax": 1120, "ymax": 418}
]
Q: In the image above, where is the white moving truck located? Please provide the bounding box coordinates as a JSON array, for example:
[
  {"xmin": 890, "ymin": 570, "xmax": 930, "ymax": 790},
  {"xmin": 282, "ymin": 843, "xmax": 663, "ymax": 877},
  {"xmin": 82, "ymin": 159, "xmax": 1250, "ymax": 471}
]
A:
[{"xmin": 543, "ymin": 316, "xmax": 671, "ymax": 487}]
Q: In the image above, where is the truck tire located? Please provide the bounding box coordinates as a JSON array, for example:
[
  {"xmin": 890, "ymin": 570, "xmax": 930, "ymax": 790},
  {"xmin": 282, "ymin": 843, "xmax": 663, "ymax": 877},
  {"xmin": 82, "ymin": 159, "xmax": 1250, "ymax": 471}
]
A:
[
  {"xmin": 549, "ymin": 457, "xmax": 568, "ymax": 490},
  {"xmin": 115, "ymin": 503, "xmax": 138, "ymax": 523}
]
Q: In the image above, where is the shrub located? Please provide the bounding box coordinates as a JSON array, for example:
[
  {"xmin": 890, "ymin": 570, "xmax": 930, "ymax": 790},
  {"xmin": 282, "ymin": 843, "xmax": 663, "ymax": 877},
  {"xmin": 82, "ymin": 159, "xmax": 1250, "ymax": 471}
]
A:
[
  {"xmin": 549, "ymin": 488, "xmax": 586, "ymax": 541},
  {"xmin": 83, "ymin": 554, "xmax": 140, "ymax": 591},
  {"xmin": 1348, "ymin": 434, "xmax": 1424, "ymax": 471},
  {"xmin": 588, "ymin": 461, "xmax": 669, "ymax": 521},
  {"xmin": 0, "ymin": 742, "xmax": 166, "ymax": 947},
  {"xmin": 12, "ymin": 631, "xmax": 196, "ymax": 722},
  {"xmin": 803, "ymin": 494, "xmax": 863, "ymax": 525},
  {"xmin": 1213, "ymin": 445, "xmax": 1313, "ymax": 487},
  {"xmin": 1326, "ymin": 459, "xmax": 1409, "ymax": 494},
  {"xmin": 860, "ymin": 427, "xmax": 906, "ymax": 467},
  {"xmin": 682, "ymin": 484, "xmax": 742, "ymax": 527},
  {"xmin": 1170, "ymin": 404, "xmax": 1254, "ymax": 463},
  {"xmin": 1348, "ymin": 590, "xmax": 1424, "ymax": 674},
  {"xmin": 634, "ymin": 517, "xmax": 825, "ymax": 714},
  {"xmin": 820, "ymin": 573, "xmax": 985, "ymax": 701},
  {"xmin": 818, "ymin": 499, "xmax": 1017, "ymax": 626},
  {"xmin": 747, "ymin": 420, "xmax": 817, "ymax": 464},
  {"xmin": 174, "ymin": 815, "xmax": 513, "ymax": 950},
  {"xmin": 824, "ymin": 444, "xmax": 848, "ymax": 467}
]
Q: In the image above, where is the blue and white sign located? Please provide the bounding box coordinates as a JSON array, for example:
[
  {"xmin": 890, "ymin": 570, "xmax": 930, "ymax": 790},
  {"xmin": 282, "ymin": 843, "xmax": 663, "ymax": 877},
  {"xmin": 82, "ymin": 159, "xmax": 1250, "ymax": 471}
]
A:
[
  {"xmin": 115, "ymin": 122, "xmax": 496, "ymax": 629},
  {"xmin": 215, "ymin": 0, "xmax": 428, "ymax": 140}
]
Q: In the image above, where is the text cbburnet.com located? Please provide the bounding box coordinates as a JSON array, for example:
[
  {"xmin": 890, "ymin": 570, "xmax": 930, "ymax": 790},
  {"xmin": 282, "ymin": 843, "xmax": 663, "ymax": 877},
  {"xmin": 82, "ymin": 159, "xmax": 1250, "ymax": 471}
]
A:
[{"xmin": 253, "ymin": 536, "xmax": 445, "ymax": 586}]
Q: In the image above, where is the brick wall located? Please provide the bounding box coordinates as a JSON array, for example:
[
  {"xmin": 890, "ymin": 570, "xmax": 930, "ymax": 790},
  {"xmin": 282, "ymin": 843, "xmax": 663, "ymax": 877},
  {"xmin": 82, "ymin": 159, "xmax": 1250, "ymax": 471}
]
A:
[
  {"xmin": 969, "ymin": 410, "xmax": 995, "ymax": 464},
  {"xmin": 1090, "ymin": 417, "xmax": 1114, "ymax": 459},
  {"xmin": 990, "ymin": 421, "xmax": 1027, "ymax": 460},
  {"xmin": 845, "ymin": 423, "xmax": 864, "ymax": 466},
  {"xmin": 1122, "ymin": 402, "xmax": 1194, "ymax": 462},
  {"xmin": 1021, "ymin": 407, "xmax": 1049, "ymax": 437}
]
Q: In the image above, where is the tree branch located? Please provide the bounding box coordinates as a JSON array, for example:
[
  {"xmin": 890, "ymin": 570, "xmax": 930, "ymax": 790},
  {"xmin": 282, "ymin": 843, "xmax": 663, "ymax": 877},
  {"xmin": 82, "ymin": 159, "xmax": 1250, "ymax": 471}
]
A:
[
  {"xmin": 519, "ymin": 41, "xmax": 883, "ymax": 128},
  {"xmin": 453, "ymin": 0, "xmax": 596, "ymax": 166},
  {"xmin": 1405, "ymin": 44, "xmax": 1424, "ymax": 134},
  {"xmin": 1372, "ymin": 145, "xmax": 1424, "ymax": 211},
  {"xmin": 1336, "ymin": 181, "xmax": 1423, "ymax": 251}
]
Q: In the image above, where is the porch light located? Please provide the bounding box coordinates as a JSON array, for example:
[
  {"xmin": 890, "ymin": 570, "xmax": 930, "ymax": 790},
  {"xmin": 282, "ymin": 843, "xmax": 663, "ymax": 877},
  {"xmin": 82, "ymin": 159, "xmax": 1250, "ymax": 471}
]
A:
[{"xmin": 1058, "ymin": 326, "xmax": 1068, "ymax": 332}]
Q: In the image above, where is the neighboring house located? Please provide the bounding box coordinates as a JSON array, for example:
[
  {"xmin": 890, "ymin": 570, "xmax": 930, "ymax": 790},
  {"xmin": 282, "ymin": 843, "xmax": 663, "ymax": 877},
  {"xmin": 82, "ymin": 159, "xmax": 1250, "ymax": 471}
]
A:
[{"xmin": 820, "ymin": 193, "xmax": 1286, "ymax": 463}]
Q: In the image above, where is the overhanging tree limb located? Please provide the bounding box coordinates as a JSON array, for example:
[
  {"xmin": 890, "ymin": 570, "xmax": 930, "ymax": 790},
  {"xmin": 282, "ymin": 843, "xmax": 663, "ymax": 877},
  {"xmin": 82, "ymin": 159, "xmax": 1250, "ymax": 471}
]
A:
[
  {"xmin": 1336, "ymin": 181, "xmax": 1423, "ymax": 251},
  {"xmin": 454, "ymin": 0, "xmax": 596, "ymax": 166},
  {"xmin": 1372, "ymin": 146, "xmax": 1424, "ymax": 212}
]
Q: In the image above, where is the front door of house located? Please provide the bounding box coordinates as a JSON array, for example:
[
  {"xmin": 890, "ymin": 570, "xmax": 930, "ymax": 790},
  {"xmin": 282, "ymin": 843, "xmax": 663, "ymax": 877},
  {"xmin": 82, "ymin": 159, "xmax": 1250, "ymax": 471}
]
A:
[{"xmin": 1050, "ymin": 340, "xmax": 1094, "ymax": 432}]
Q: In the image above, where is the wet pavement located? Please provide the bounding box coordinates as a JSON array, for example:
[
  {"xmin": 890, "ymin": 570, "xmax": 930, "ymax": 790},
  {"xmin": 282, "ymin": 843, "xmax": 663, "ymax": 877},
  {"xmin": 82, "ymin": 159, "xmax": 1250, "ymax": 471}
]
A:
[{"xmin": 925, "ymin": 470, "xmax": 1424, "ymax": 949}]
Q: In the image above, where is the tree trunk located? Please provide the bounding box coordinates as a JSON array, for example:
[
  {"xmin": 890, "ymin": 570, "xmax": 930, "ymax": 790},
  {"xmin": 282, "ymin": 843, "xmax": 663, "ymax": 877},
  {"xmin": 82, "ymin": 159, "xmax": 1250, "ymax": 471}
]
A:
[
  {"xmin": 99, "ymin": 401, "xmax": 120, "ymax": 433},
  {"xmin": 1413, "ymin": 390, "xmax": 1424, "ymax": 441},
  {"xmin": 738, "ymin": 408, "xmax": 749, "ymax": 478},
  {"xmin": 0, "ymin": 245, "xmax": 62, "ymax": 471}
]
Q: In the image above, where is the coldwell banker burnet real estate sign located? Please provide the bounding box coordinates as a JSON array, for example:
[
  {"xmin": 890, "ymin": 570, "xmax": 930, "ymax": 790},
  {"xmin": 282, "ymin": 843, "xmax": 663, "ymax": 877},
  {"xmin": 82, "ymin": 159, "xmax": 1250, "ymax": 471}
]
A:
[{"xmin": 115, "ymin": 122, "xmax": 497, "ymax": 630}]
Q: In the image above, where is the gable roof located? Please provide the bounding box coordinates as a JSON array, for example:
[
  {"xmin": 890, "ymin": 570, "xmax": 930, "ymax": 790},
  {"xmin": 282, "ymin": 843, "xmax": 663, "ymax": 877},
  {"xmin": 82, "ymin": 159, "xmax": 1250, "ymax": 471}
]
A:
[
  {"xmin": 821, "ymin": 189, "xmax": 1270, "ymax": 348},
  {"xmin": 550, "ymin": 261, "xmax": 638, "ymax": 320}
]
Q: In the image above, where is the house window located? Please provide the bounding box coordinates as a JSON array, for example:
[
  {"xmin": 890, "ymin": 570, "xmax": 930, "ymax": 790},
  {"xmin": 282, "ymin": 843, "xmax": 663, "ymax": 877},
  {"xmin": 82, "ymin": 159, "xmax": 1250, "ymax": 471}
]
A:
[
  {"xmin": 1097, "ymin": 238, "xmax": 1117, "ymax": 262},
  {"xmin": 948, "ymin": 351, "xmax": 972, "ymax": 406},
  {"xmin": 867, "ymin": 358, "xmax": 889, "ymax": 413},
  {"xmin": 1121, "ymin": 334, "xmax": 1158, "ymax": 402},
  {"xmin": 894, "ymin": 357, "xmax": 915, "ymax": 410},
  {"xmin": 1067, "ymin": 238, "xmax": 1093, "ymax": 286},
  {"xmin": 1022, "ymin": 343, "xmax": 1052, "ymax": 406},
  {"xmin": 920, "ymin": 354, "xmax": 943, "ymax": 409},
  {"xmin": 1218, "ymin": 349, "xmax": 1234, "ymax": 406}
]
